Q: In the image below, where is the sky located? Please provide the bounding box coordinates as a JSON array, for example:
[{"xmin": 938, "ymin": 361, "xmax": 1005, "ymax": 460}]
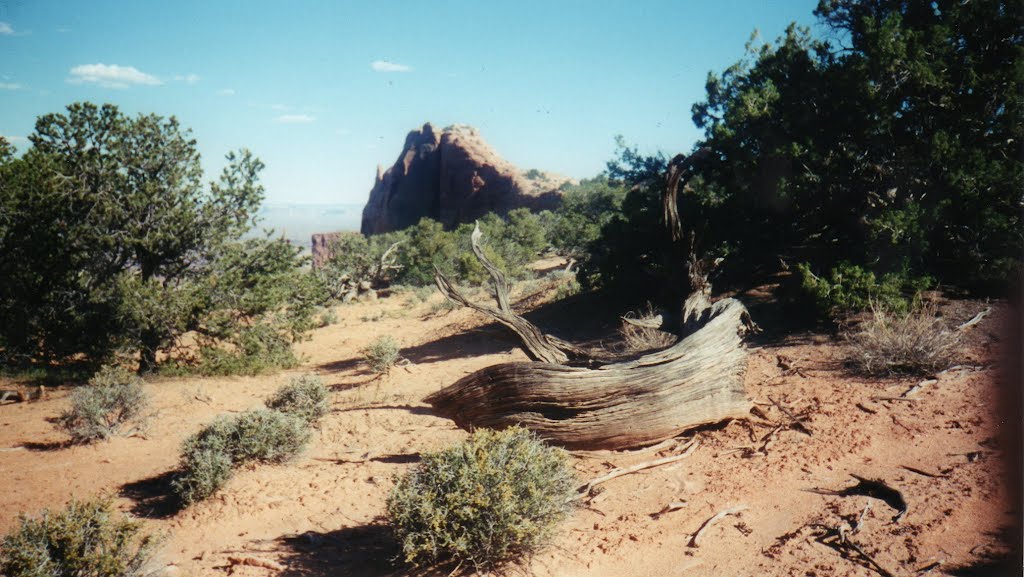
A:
[{"xmin": 0, "ymin": 0, "xmax": 821, "ymax": 205}]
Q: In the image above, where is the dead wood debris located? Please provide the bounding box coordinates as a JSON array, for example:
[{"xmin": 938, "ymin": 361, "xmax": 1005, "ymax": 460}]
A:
[
  {"xmin": 811, "ymin": 523, "xmax": 896, "ymax": 577},
  {"xmin": 688, "ymin": 505, "xmax": 749, "ymax": 547},
  {"xmin": 576, "ymin": 438, "xmax": 699, "ymax": 499},
  {"xmin": 767, "ymin": 395, "xmax": 813, "ymax": 435},
  {"xmin": 650, "ymin": 501, "xmax": 688, "ymax": 519},
  {"xmin": 856, "ymin": 402, "xmax": 879, "ymax": 414},
  {"xmin": 776, "ymin": 354, "xmax": 811, "ymax": 377},
  {"xmin": 223, "ymin": 556, "xmax": 285, "ymax": 574},
  {"xmin": 956, "ymin": 307, "xmax": 991, "ymax": 331}
]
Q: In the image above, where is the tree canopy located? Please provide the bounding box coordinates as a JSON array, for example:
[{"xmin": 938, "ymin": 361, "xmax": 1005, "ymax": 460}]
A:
[
  {"xmin": 0, "ymin": 103, "xmax": 319, "ymax": 372},
  {"xmin": 580, "ymin": 0, "xmax": 1022, "ymax": 312}
]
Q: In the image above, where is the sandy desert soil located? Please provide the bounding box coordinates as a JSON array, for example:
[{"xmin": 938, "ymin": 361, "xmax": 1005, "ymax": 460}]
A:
[{"xmin": 0, "ymin": 278, "xmax": 1018, "ymax": 577}]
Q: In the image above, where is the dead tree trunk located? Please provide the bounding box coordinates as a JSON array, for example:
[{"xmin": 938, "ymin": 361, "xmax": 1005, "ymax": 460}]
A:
[
  {"xmin": 425, "ymin": 297, "xmax": 751, "ymax": 449},
  {"xmin": 426, "ymin": 149, "xmax": 752, "ymax": 450}
]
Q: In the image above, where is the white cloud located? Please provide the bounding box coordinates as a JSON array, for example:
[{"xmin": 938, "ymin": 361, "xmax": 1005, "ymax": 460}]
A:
[
  {"xmin": 0, "ymin": 82, "xmax": 22, "ymax": 90},
  {"xmin": 174, "ymin": 73, "xmax": 200, "ymax": 84},
  {"xmin": 370, "ymin": 60, "xmax": 411, "ymax": 73},
  {"xmin": 276, "ymin": 114, "xmax": 315, "ymax": 124},
  {"xmin": 217, "ymin": 88, "xmax": 235, "ymax": 96},
  {"xmin": 0, "ymin": 22, "xmax": 13, "ymax": 35},
  {"xmin": 68, "ymin": 63, "xmax": 162, "ymax": 88},
  {"xmin": 271, "ymin": 103, "xmax": 291, "ymax": 111}
]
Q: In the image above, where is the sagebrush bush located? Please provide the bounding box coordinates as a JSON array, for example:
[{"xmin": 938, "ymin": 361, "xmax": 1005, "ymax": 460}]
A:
[
  {"xmin": 845, "ymin": 303, "xmax": 960, "ymax": 376},
  {"xmin": 0, "ymin": 496, "xmax": 156, "ymax": 577},
  {"xmin": 265, "ymin": 375, "xmax": 329, "ymax": 424},
  {"xmin": 172, "ymin": 410, "xmax": 311, "ymax": 504},
  {"xmin": 171, "ymin": 446, "xmax": 234, "ymax": 505},
  {"xmin": 361, "ymin": 336, "xmax": 401, "ymax": 375},
  {"xmin": 57, "ymin": 366, "xmax": 148, "ymax": 444},
  {"xmin": 386, "ymin": 426, "xmax": 576, "ymax": 571}
]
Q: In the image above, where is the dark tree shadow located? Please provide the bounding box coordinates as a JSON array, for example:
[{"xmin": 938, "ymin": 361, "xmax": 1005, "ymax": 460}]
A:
[
  {"xmin": 317, "ymin": 358, "xmax": 365, "ymax": 375},
  {"xmin": 398, "ymin": 323, "xmax": 518, "ymax": 366},
  {"xmin": 20, "ymin": 440, "xmax": 70, "ymax": 451},
  {"xmin": 119, "ymin": 469, "xmax": 184, "ymax": 519},
  {"xmin": 371, "ymin": 453, "xmax": 420, "ymax": 464},
  {"xmin": 276, "ymin": 522, "xmax": 403, "ymax": 577},
  {"xmin": 333, "ymin": 405, "xmax": 435, "ymax": 417}
]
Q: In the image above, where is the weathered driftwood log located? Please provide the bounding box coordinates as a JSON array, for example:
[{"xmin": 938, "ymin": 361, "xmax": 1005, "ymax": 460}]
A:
[
  {"xmin": 425, "ymin": 296, "xmax": 751, "ymax": 450},
  {"xmin": 426, "ymin": 148, "xmax": 751, "ymax": 450}
]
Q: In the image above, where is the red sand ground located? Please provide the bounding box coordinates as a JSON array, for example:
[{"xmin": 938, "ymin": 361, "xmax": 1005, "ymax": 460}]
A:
[{"xmin": 0, "ymin": 283, "xmax": 1017, "ymax": 576}]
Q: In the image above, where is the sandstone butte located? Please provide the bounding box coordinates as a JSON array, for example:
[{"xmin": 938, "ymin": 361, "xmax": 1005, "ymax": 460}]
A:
[{"xmin": 312, "ymin": 123, "xmax": 570, "ymax": 267}]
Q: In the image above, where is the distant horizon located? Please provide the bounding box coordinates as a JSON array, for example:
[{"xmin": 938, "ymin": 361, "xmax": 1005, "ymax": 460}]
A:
[{"xmin": 0, "ymin": 1, "xmax": 821, "ymax": 205}]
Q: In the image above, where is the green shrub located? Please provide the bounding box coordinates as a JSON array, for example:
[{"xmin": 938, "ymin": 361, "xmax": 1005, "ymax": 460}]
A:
[
  {"xmin": 316, "ymin": 307, "xmax": 339, "ymax": 327},
  {"xmin": 361, "ymin": 336, "xmax": 401, "ymax": 375},
  {"xmin": 265, "ymin": 375, "xmax": 329, "ymax": 425},
  {"xmin": 798, "ymin": 262, "xmax": 931, "ymax": 318},
  {"xmin": 57, "ymin": 366, "xmax": 148, "ymax": 444},
  {"xmin": 170, "ymin": 447, "xmax": 234, "ymax": 505},
  {"xmin": 172, "ymin": 410, "xmax": 311, "ymax": 504},
  {"xmin": 0, "ymin": 496, "xmax": 156, "ymax": 577},
  {"xmin": 386, "ymin": 426, "xmax": 576, "ymax": 571},
  {"xmin": 193, "ymin": 324, "xmax": 301, "ymax": 376},
  {"xmin": 845, "ymin": 303, "xmax": 960, "ymax": 376}
]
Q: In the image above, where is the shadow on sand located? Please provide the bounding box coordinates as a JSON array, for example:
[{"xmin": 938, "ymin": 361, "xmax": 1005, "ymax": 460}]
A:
[
  {"xmin": 119, "ymin": 469, "xmax": 184, "ymax": 519},
  {"xmin": 276, "ymin": 522, "xmax": 404, "ymax": 577}
]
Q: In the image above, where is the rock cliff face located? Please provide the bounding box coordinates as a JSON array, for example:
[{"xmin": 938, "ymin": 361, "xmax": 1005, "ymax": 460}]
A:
[
  {"xmin": 310, "ymin": 231, "xmax": 356, "ymax": 268},
  {"xmin": 360, "ymin": 123, "xmax": 567, "ymax": 235}
]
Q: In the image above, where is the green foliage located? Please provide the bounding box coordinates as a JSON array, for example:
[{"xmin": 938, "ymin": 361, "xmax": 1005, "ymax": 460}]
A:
[
  {"xmin": 364, "ymin": 210, "xmax": 550, "ymax": 289},
  {"xmin": 360, "ymin": 336, "xmax": 401, "ymax": 375},
  {"xmin": 265, "ymin": 375, "xmax": 329, "ymax": 425},
  {"xmin": 798, "ymin": 262, "xmax": 930, "ymax": 317},
  {"xmin": 172, "ymin": 409, "xmax": 311, "ymax": 504},
  {"xmin": 393, "ymin": 219, "xmax": 460, "ymax": 287},
  {"xmin": 57, "ymin": 366, "xmax": 148, "ymax": 444},
  {"xmin": 549, "ymin": 176, "xmax": 628, "ymax": 261},
  {"xmin": 169, "ymin": 446, "xmax": 233, "ymax": 506},
  {"xmin": 579, "ymin": 0, "xmax": 1021, "ymax": 310},
  {"xmin": 318, "ymin": 231, "xmax": 407, "ymax": 299},
  {"xmin": 386, "ymin": 426, "xmax": 576, "ymax": 571},
  {"xmin": 0, "ymin": 496, "xmax": 156, "ymax": 577},
  {"xmin": 0, "ymin": 102, "xmax": 318, "ymax": 372},
  {"xmin": 845, "ymin": 303, "xmax": 959, "ymax": 376}
]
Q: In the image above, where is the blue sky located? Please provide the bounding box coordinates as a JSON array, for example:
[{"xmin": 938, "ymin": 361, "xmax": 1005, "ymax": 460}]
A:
[{"xmin": 0, "ymin": 1, "xmax": 820, "ymax": 205}]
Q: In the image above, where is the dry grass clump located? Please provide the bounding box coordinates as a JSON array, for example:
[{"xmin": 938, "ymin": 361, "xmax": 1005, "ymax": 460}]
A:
[
  {"xmin": 57, "ymin": 366, "xmax": 148, "ymax": 443},
  {"xmin": 0, "ymin": 496, "xmax": 156, "ymax": 577},
  {"xmin": 386, "ymin": 426, "xmax": 576, "ymax": 572},
  {"xmin": 845, "ymin": 303, "xmax": 959, "ymax": 376},
  {"xmin": 620, "ymin": 304, "xmax": 678, "ymax": 354}
]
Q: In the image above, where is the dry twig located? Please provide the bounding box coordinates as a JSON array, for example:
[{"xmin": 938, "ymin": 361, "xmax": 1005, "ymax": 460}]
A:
[
  {"xmin": 688, "ymin": 505, "xmax": 749, "ymax": 547},
  {"xmin": 576, "ymin": 439, "xmax": 699, "ymax": 498},
  {"xmin": 956, "ymin": 308, "xmax": 991, "ymax": 330}
]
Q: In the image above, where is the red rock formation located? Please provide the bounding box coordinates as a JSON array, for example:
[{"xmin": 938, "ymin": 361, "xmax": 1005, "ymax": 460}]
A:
[
  {"xmin": 360, "ymin": 123, "xmax": 567, "ymax": 235},
  {"xmin": 311, "ymin": 231, "xmax": 359, "ymax": 268}
]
